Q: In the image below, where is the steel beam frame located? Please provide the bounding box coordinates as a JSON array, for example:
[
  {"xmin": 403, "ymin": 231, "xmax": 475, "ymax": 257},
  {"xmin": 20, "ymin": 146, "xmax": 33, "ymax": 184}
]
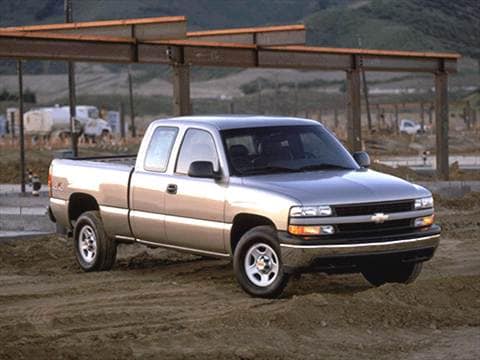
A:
[
  {"xmin": 186, "ymin": 25, "xmax": 306, "ymax": 46},
  {"xmin": 1, "ymin": 16, "xmax": 188, "ymax": 41},
  {"xmin": 0, "ymin": 26, "xmax": 461, "ymax": 178},
  {"xmin": 0, "ymin": 33, "xmax": 459, "ymax": 73}
]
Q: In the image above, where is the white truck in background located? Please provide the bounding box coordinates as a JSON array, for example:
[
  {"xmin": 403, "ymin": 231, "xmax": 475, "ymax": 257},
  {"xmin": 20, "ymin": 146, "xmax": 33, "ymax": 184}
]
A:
[
  {"xmin": 24, "ymin": 105, "xmax": 111, "ymax": 139},
  {"xmin": 399, "ymin": 119, "xmax": 429, "ymax": 135}
]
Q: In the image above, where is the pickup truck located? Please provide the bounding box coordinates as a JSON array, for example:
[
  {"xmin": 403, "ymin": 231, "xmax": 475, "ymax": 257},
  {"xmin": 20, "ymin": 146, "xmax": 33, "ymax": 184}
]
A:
[
  {"xmin": 48, "ymin": 116, "xmax": 440, "ymax": 298},
  {"xmin": 399, "ymin": 119, "xmax": 428, "ymax": 135}
]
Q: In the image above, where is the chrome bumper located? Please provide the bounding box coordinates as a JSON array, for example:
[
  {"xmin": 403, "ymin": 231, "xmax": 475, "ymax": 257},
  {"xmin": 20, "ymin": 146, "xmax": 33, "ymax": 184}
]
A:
[{"xmin": 280, "ymin": 234, "xmax": 440, "ymax": 269}]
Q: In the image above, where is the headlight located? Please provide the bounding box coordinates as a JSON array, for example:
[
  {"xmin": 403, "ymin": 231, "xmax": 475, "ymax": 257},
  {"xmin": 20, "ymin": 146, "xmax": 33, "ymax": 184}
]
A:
[
  {"xmin": 290, "ymin": 205, "xmax": 332, "ymax": 217},
  {"xmin": 415, "ymin": 196, "xmax": 434, "ymax": 210}
]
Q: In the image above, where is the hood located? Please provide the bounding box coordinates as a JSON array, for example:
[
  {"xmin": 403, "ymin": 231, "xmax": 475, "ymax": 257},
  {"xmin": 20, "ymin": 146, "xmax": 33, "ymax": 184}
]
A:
[{"xmin": 241, "ymin": 169, "xmax": 430, "ymax": 205}]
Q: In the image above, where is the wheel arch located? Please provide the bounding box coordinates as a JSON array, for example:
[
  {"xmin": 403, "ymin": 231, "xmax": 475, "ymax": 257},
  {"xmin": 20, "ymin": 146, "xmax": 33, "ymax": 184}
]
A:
[
  {"xmin": 68, "ymin": 192, "xmax": 100, "ymax": 224},
  {"xmin": 230, "ymin": 213, "xmax": 276, "ymax": 254}
]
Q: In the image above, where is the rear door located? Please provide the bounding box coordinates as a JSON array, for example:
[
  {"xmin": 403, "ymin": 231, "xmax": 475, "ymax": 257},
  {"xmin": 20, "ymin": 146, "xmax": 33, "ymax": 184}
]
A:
[
  {"xmin": 164, "ymin": 128, "xmax": 227, "ymax": 254},
  {"xmin": 130, "ymin": 126, "xmax": 178, "ymax": 243}
]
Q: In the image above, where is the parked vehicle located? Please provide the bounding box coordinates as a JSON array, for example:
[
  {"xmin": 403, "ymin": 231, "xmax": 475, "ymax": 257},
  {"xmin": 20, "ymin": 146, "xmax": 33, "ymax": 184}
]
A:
[
  {"xmin": 48, "ymin": 116, "xmax": 440, "ymax": 298},
  {"xmin": 399, "ymin": 119, "xmax": 427, "ymax": 135},
  {"xmin": 83, "ymin": 118, "xmax": 112, "ymax": 140},
  {"xmin": 24, "ymin": 107, "xmax": 77, "ymax": 137},
  {"xmin": 24, "ymin": 105, "xmax": 110, "ymax": 138}
]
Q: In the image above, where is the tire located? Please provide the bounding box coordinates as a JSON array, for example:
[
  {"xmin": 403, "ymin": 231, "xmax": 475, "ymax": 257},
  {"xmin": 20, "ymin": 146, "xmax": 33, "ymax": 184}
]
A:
[
  {"xmin": 74, "ymin": 211, "xmax": 117, "ymax": 272},
  {"xmin": 361, "ymin": 261, "xmax": 423, "ymax": 287},
  {"xmin": 233, "ymin": 225, "xmax": 289, "ymax": 298}
]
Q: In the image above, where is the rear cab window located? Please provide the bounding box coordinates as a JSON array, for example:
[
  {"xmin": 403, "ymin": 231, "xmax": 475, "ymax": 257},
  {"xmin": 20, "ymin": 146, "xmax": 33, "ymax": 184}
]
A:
[{"xmin": 144, "ymin": 126, "xmax": 178, "ymax": 172}]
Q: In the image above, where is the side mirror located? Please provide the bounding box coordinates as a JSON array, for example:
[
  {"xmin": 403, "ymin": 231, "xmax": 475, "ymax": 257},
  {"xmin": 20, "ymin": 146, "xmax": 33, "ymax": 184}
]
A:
[
  {"xmin": 188, "ymin": 161, "xmax": 222, "ymax": 180},
  {"xmin": 353, "ymin": 151, "xmax": 370, "ymax": 168}
]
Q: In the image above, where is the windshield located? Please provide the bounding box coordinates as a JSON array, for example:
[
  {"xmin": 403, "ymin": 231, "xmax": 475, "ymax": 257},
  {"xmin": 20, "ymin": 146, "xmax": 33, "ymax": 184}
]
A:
[{"xmin": 221, "ymin": 124, "xmax": 359, "ymax": 176}]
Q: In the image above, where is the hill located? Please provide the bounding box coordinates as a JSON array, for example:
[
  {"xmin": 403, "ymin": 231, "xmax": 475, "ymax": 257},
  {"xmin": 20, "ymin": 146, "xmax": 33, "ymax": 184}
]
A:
[
  {"xmin": 307, "ymin": 0, "xmax": 480, "ymax": 59},
  {"xmin": 0, "ymin": 0, "xmax": 478, "ymax": 75}
]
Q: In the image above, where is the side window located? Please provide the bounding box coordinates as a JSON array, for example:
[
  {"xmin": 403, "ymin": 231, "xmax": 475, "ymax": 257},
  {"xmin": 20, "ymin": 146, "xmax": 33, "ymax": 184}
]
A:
[
  {"xmin": 144, "ymin": 127, "xmax": 178, "ymax": 172},
  {"xmin": 176, "ymin": 129, "xmax": 219, "ymax": 174}
]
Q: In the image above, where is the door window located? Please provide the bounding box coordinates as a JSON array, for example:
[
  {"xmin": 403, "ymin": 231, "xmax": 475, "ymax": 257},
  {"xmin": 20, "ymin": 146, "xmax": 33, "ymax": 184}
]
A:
[
  {"xmin": 144, "ymin": 127, "xmax": 178, "ymax": 172},
  {"xmin": 176, "ymin": 129, "xmax": 219, "ymax": 174}
]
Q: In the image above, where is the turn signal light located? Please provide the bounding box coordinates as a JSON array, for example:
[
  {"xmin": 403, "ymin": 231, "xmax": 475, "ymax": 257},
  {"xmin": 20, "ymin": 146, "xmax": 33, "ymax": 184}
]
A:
[
  {"xmin": 288, "ymin": 225, "xmax": 335, "ymax": 236},
  {"xmin": 414, "ymin": 215, "xmax": 435, "ymax": 228}
]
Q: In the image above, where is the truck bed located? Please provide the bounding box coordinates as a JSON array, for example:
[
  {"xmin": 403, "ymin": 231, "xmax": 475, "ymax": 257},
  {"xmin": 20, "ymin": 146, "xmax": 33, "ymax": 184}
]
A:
[{"xmin": 50, "ymin": 155, "xmax": 135, "ymax": 206}]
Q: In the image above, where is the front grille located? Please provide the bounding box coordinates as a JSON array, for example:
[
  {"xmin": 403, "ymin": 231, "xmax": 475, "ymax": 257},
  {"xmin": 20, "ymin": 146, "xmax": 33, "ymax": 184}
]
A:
[
  {"xmin": 334, "ymin": 200, "xmax": 414, "ymax": 217},
  {"xmin": 336, "ymin": 219, "xmax": 412, "ymax": 233}
]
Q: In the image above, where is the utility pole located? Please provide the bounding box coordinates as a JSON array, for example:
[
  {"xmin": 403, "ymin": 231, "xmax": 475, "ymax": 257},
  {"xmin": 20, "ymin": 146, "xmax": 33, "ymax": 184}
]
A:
[
  {"xmin": 361, "ymin": 68, "xmax": 372, "ymax": 132},
  {"xmin": 394, "ymin": 104, "xmax": 399, "ymax": 135},
  {"xmin": 294, "ymin": 81, "xmax": 299, "ymax": 116},
  {"xmin": 257, "ymin": 78, "xmax": 262, "ymax": 114},
  {"xmin": 420, "ymin": 102, "xmax": 425, "ymax": 132},
  {"xmin": 127, "ymin": 65, "xmax": 136, "ymax": 137},
  {"xmin": 273, "ymin": 76, "xmax": 279, "ymax": 114},
  {"xmin": 65, "ymin": 0, "xmax": 78, "ymax": 157},
  {"xmin": 119, "ymin": 102, "xmax": 126, "ymax": 139},
  {"xmin": 358, "ymin": 36, "xmax": 372, "ymax": 132},
  {"xmin": 334, "ymin": 107, "xmax": 339, "ymax": 129},
  {"xmin": 17, "ymin": 60, "xmax": 26, "ymax": 193}
]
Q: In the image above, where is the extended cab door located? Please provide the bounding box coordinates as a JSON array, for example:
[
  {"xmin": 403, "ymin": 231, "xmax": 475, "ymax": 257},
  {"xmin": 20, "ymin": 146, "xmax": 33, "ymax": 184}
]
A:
[
  {"xmin": 164, "ymin": 128, "xmax": 227, "ymax": 254},
  {"xmin": 129, "ymin": 126, "xmax": 178, "ymax": 243}
]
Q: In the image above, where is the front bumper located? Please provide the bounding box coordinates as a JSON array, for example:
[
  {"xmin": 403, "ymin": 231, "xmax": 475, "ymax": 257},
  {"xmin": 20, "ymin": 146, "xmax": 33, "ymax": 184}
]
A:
[{"xmin": 279, "ymin": 226, "xmax": 440, "ymax": 270}]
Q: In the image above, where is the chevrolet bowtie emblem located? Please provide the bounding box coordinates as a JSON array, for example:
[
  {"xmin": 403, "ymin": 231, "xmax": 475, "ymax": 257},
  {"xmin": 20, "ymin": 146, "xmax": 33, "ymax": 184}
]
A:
[{"xmin": 371, "ymin": 213, "xmax": 389, "ymax": 224}]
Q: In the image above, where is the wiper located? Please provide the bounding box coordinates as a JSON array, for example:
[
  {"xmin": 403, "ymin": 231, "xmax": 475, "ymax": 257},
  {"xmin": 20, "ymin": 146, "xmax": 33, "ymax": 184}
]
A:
[
  {"xmin": 240, "ymin": 165, "xmax": 300, "ymax": 175},
  {"xmin": 297, "ymin": 163, "xmax": 351, "ymax": 171}
]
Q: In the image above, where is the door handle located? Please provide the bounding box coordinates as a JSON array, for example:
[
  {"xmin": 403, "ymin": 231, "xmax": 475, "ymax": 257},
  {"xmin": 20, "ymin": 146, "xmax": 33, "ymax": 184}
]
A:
[{"xmin": 166, "ymin": 184, "xmax": 178, "ymax": 194}]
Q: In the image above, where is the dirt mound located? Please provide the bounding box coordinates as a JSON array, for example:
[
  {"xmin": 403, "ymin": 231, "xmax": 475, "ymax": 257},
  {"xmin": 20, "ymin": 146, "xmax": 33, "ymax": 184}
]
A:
[{"xmin": 434, "ymin": 192, "xmax": 480, "ymax": 211}]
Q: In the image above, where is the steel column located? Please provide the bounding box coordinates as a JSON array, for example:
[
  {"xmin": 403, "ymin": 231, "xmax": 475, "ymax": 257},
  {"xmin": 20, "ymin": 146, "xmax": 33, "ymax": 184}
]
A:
[
  {"xmin": 346, "ymin": 57, "xmax": 362, "ymax": 152},
  {"xmin": 127, "ymin": 65, "xmax": 136, "ymax": 137},
  {"xmin": 172, "ymin": 63, "xmax": 191, "ymax": 116},
  {"xmin": 435, "ymin": 65, "xmax": 449, "ymax": 180}
]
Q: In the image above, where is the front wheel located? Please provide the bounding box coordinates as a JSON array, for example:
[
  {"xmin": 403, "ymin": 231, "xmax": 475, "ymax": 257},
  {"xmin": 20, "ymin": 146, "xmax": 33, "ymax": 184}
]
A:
[
  {"xmin": 233, "ymin": 226, "xmax": 289, "ymax": 298},
  {"xmin": 361, "ymin": 261, "xmax": 423, "ymax": 287},
  {"xmin": 74, "ymin": 211, "xmax": 117, "ymax": 272}
]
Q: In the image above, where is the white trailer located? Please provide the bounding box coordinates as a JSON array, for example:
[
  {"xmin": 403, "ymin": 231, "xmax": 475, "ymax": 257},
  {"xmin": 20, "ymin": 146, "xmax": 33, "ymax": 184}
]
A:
[{"xmin": 24, "ymin": 105, "xmax": 111, "ymax": 138}]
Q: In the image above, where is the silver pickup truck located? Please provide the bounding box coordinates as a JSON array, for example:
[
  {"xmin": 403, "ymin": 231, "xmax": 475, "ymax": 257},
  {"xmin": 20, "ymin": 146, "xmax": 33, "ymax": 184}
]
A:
[{"xmin": 48, "ymin": 116, "xmax": 440, "ymax": 298}]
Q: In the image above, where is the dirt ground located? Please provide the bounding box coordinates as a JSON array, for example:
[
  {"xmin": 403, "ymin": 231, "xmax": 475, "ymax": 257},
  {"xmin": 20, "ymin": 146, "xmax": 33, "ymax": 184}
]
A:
[{"xmin": 0, "ymin": 196, "xmax": 479, "ymax": 359}]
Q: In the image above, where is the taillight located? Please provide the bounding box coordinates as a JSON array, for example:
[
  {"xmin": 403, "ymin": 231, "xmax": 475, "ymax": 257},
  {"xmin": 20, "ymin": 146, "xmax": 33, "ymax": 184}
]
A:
[{"xmin": 48, "ymin": 164, "xmax": 53, "ymax": 197}]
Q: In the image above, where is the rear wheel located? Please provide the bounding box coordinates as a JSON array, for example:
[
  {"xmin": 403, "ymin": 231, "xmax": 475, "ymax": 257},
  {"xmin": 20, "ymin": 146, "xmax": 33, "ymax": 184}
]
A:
[
  {"xmin": 362, "ymin": 262, "xmax": 423, "ymax": 287},
  {"xmin": 233, "ymin": 226, "xmax": 289, "ymax": 298},
  {"xmin": 74, "ymin": 211, "xmax": 117, "ymax": 271}
]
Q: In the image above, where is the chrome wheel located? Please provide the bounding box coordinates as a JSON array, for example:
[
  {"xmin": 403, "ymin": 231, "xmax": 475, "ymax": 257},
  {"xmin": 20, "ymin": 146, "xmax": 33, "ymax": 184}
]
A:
[
  {"xmin": 78, "ymin": 225, "xmax": 97, "ymax": 264},
  {"xmin": 244, "ymin": 243, "xmax": 279, "ymax": 287}
]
